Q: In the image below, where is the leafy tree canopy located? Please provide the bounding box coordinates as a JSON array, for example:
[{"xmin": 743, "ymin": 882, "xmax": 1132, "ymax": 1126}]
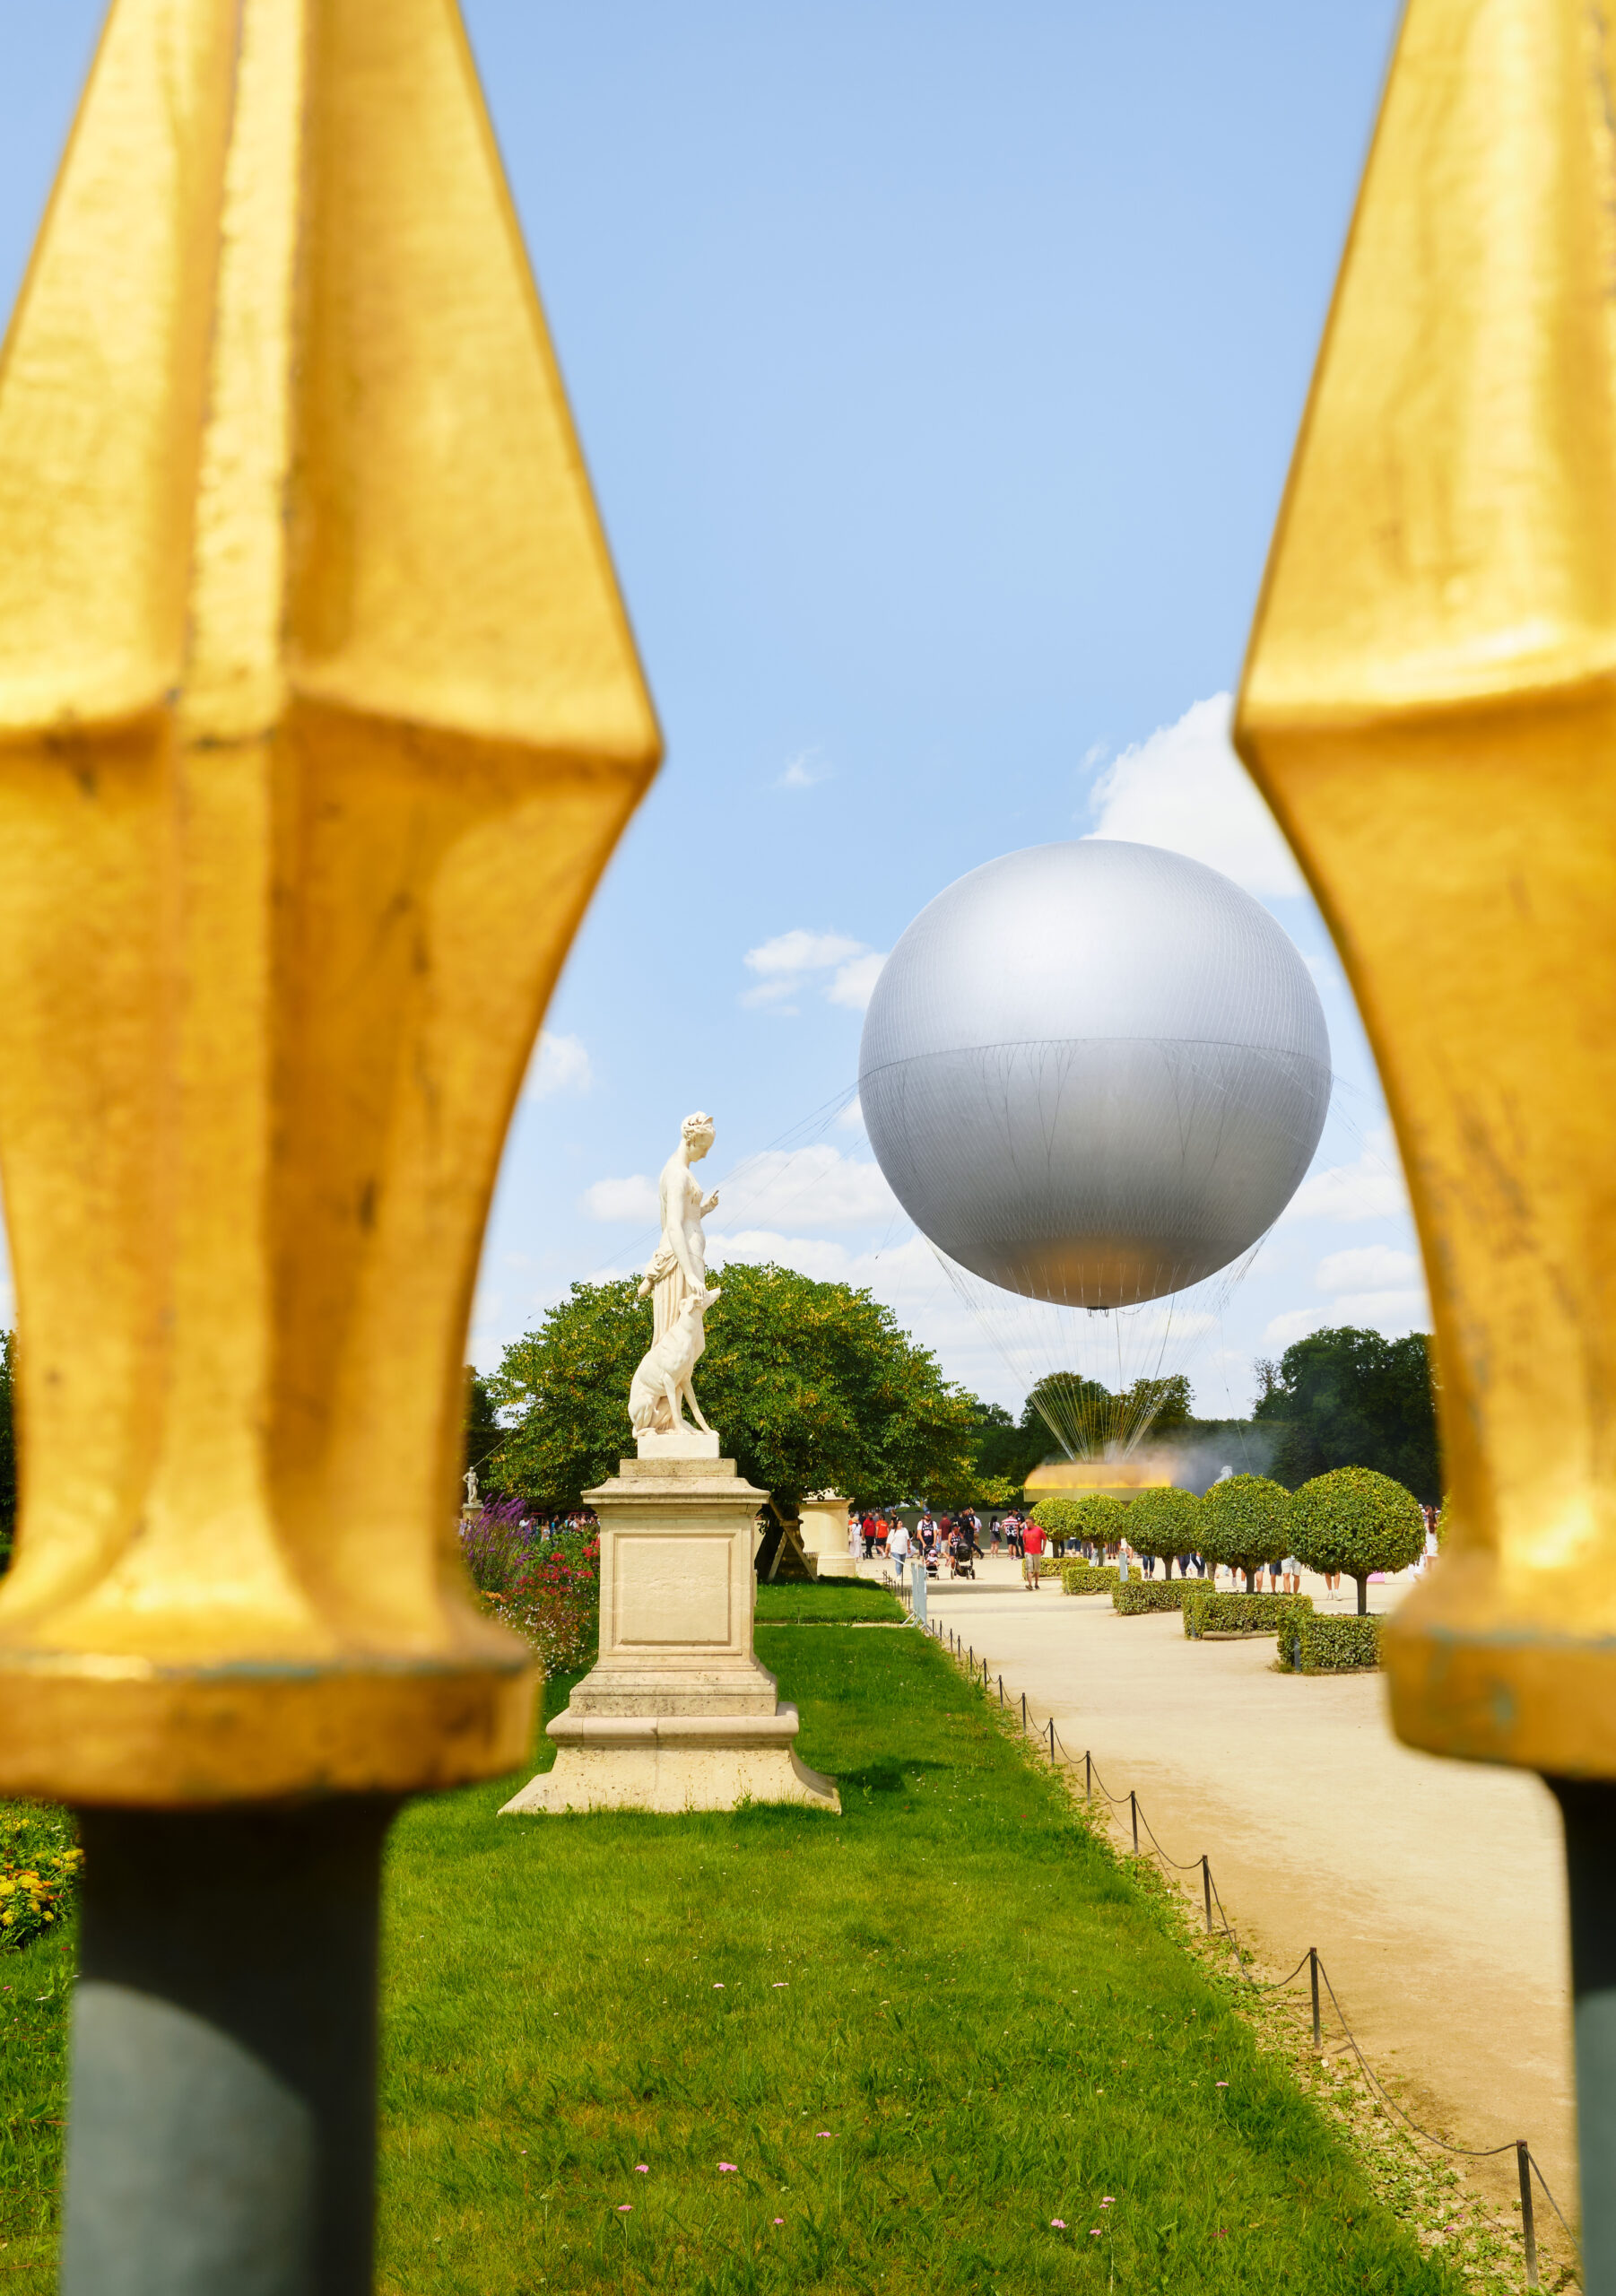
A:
[
  {"xmin": 1125, "ymin": 1485, "xmax": 1203, "ymax": 1566},
  {"xmin": 463, "ymin": 1366, "xmax": 503, "ymax": 1492},
  {"xmin": 1289, "ymin": 1466, "xmax": 1424, "ymax": 1614},
  {"xmin": 1029, "ymin": 1494, "xmax": 1125, "ymax": 1544},
  {"xmin": 487, "ymin": 1263, "xmax": 977, "ymax": 1517},
  {"xmin": 1199, "ymin": 1473, "xmax": 1292, "ymax": 1592},
  {"xmin": 1253, "ymin": 1327, "xmax": 1439, "ymax": 1504}
]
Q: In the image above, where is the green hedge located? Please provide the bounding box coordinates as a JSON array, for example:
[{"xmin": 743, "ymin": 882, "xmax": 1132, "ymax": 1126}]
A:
[
  {"xmin": 1059, "ymin": 1563, "xmax": 1119, "ymax": 1596},
  {"xmin": 1277, "ymin": 1613, "xmax": 1384, "ymax": 1673},
  {"xmin": 1112, "ymin": 1578, "xmax": 1187, "ymax": 1613},
  {"xmin": 1183, "ymin": 1590, "xmax": 1313, "ymax": 1639}
]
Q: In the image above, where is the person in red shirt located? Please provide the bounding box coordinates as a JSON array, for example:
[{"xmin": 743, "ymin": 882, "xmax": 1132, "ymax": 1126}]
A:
[{"xmin": 1021, "ymin": 1515, "xmax": 1047, "ymax": 1587}]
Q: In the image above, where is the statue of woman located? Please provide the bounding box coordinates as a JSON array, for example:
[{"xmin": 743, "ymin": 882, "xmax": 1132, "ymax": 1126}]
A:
[{"xmin": 638, "ymin": 1111, "xmax": 719, "ymax": 1344}]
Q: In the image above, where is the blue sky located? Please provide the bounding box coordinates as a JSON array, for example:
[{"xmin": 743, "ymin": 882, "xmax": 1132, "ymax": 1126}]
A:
[{"xmin": 0, "ymin": 1, "xmax": 1423, "ymax": 1416}]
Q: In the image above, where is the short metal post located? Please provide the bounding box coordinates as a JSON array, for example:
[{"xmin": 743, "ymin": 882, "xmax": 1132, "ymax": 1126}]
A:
[
  {"xmin": 998, "ymin": 1674, "xmax": 1004, "ymax": 1706},
  {"xmin": 62, "ymin": 1802, "xmax": 395, "ymax": 2294},
  {"xmin": 1047, "ymin": 1718, "xmax": 1055, "ymax": 1762},
  {"xmin": 1516, "ymin": 2140, "xmax": 1538, "ymax": 2288},
  {"xmin": 1309, "ymin": 1946, "xmax": 1321, "ymax": 2049},
  {"xmin": 1085, "ymin": 1750, "xmax": 1092, "ymax": 1801},
  {"xmin": 1130, "ymin": 1790, "xmax": 1138, "ymax": 1857},
  {"xmin": 1021, "ymin": 1692, "xmax": 1028, "ymax": 1734},
  {"xmin": 1202, "ymin": 1856, "xmax": 1212, "ymax": 1934},
  {"xmin": 1551, "ymin": 1777, "xmax": 1616, "ymax": 2294}
]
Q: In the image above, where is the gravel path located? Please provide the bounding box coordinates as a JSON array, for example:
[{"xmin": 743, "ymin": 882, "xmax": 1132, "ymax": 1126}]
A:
[{"xmin": 911, "ymin": 1561, "xmax": 1576, "ymax": 2230}]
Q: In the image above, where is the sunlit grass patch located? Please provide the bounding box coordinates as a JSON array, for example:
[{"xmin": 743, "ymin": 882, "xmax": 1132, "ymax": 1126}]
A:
[{"xmin": 377, "ymin": 1627, "xmax": 1466, "ymax": 2294}]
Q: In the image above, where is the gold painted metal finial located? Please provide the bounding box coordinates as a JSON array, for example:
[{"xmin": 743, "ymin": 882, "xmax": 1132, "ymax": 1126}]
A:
[
  {"xmin": 1237, "ymin": 0, "xmax": 1616, "ymax": 1773},
  {"xmin": 0, "ymin": 0, "xmax": 660, "ymax": 1803}
]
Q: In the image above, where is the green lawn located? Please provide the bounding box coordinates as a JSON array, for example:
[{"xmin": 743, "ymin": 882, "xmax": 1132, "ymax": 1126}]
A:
[
  {"xmin": 377, "ymin": 1624, "xmax": 1465, "ymax": 2295},
  {"xmin": 753, "ymin": 1581, "xmax": 903, "ymax": 1624}
]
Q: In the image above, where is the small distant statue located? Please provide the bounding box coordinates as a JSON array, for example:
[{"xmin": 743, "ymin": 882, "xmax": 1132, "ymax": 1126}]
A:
[
  {"xmin": 638, "ymin": 1110, "xmax": 718, "ymax": 1343},
  {"xmin": 631, "ymin": 1112, "xmax": 720, "ymax": 1439},
  {"xmin": 464, "ymin": 1466, "xmax": 479, "ymax": 1509},
  {"xmin": 630, "ymin": 1284, "xmax": 721, "ymax": 1439}
]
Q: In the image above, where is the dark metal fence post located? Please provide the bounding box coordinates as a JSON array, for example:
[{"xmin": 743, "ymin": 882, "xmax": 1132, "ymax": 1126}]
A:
[
  {"xmin": 1021, "ymin": 1692, "xmax": 1028, "ymax": 1733},
  {"xmin": 1202, "ymin": 1856, "xmax": 1212, "ymax": 1934},
  {"xmin": 1309, "ymin": 1947, "xmax": 1321, "ymax": 2049},
  {"xmin": 1130, "ymin": 1790, "xmax": 1138, "ymax": 1857},
  {"xmin": 1516, "ymin": 2142, "xmax": 1538, "ymax": 2288},
  {"xmin": 1085, "ymin": 1751, "xmax": 1092, "ymax": 1802},
  {"xmin": 1551, "ymin": 1777, "xmax": 1616, "ymax": 2292},
  {"xmin": 1047, "ymin": 1718, "xmax": 1055, "ymax": 1762},
  {"xmin": 998, "ymin": 1674, "xmax": 1004, "ymax": 1706}
]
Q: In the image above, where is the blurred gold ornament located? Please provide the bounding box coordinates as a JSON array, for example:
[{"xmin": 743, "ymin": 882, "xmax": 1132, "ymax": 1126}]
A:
[
  {"xmin": 0, "ymin": 0, "xmax": 659, "ymax": 1803},
  {"xmin": 1237, "ymin": 0, "xmax": 1616, "ymax": 1774}
]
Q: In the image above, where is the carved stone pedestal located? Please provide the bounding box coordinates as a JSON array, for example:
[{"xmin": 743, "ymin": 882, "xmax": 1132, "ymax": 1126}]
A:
[
  {"xmin": 500, "ymin": 1457, "xmax": 840, "ymax": 1815},
  {"xmin": 798, "ymin": 1492, "xmax": 858, "ymax": 1579}
]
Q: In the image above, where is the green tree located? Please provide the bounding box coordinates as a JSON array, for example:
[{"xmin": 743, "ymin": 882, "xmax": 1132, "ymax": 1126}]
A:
[
  {"xmin": 1290, "ymin": 1465, "xmax": 1424, "ymax": 1615},
  {"xmin": 1199, "ymin": 1474, "xmax": 1291, "ymax": 1594},
  {"xmin": 1253, "ymin": 1327, "xmax": 1439, "ymax": 1503},
  {"xmin": 1030, "ymin": 1493, "xmax": 1125, "ymax": 1550},
  {"xmin": 967, "ymin": 1398, "xmax": 1045, "ymax": 1494},
  {"xmin": 1125, "ymin": 1485, "xmax": 1203, "ymax": 1577},
  {"xmin": 1122, "ymin": 1373, "xmax": 1193, "ymax": 1437},
  {"xmin": 488, "ymin": 1263, "xmax": 977, "ymax": 1526}
]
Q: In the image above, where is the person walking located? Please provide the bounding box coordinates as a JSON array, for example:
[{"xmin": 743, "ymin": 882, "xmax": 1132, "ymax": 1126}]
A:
[
  {"xmin": 889, "ymin": 1518, "xmax": 911, "ymax": 1571},
  {"xmin": 1022, "ymin": 1514, "xmax": 1047, "ymax": 1588}
]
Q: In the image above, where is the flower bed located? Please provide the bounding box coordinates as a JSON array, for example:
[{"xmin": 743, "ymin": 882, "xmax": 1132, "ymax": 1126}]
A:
[
  {"xmin": 1277, "ymin": 1613, "xmax": 1384, "ymax": 1674},
  {"xmin": 1112, "ymin": 1579, "xmax": 1188, "ymax": 1613},
  {"xmin": 1059, "ymin": 1563, "xmax": 1119, "ymax": 1596},
  {"xmin": 0, "ymin": 1804, "xmax": 80, "ymax": 1951},
  {"xmin": 1182, "ymin": 1590, "xmax": 1313, "ymax": 1639},
  {"xmin": 461, "ymin": 1503, "xmax": 602, "ymax": 1674}
]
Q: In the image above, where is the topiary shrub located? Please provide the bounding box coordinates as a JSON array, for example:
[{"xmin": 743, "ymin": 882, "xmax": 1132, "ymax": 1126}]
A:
[
  {"xmin": 1125, "ymin": 1486, "xmax": 1204, "ymax": 1578},
  {"xmin": 1276, "ymin": 1613, "xmax": 1383, "ymax": 1672},
  {"xmin": 1112, "ymin": 1578, "xmax": 1187, "ymax": 1614},
  {"xmin": 1059, "ymin": 1563, "xmax": 1119, "ymax": 1596},
  {"xmin": 1032, "ymin": 1494, "xmax": 1126, "ymax": 1552},
  {"xmin": 1184, "ymin": 1590, "xmax": 1313, "ymax": 1639},
  {"xmin": 1198, "ymin": 1474, "xmax": 1291, "ymax": 1594},
  {"xmin": 1289, "ymin": 1466, "xmax": 1424, "ymax": 1615}
]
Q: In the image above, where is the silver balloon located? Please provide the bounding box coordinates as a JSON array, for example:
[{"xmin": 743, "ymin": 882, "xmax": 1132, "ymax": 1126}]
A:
[{"xmin": 858, "ymin": 840, "xmax": 1330, "ymax": 1307}]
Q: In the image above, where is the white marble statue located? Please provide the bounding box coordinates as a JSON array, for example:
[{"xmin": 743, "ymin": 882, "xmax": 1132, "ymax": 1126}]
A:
[
  {"xmin": 464, "ymin": 1466, "xmax": 479, "ymax": 1509},
  {"xmin": 638, "ymin": 1110, "xmax": 718, "ymax": 1343},
  {"xmin": 630, "ymin": 1283, "xmax": 720, "ymax": 1439}
]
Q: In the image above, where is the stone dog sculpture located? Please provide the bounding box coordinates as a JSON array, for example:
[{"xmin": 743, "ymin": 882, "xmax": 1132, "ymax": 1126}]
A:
[{"xmin": 629, "ymin": 1284, "xmax": 720, "ymax": 1439}]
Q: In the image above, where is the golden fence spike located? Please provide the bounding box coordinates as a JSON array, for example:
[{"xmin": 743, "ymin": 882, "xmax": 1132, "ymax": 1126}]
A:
[
  {"xmin": 1238, "ymin": 0, "xmax": 1616, "ymax": 1778},
  {"xmin": 0, "ymin": 0, "xmax": 661, "ymax": 1806}
]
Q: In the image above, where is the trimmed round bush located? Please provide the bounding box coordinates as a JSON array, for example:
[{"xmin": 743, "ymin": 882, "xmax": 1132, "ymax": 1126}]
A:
[
  {"xmin": 1125, "ymin": 1486, "xmax": 1204, "ymax": 1576},
  {"xmin": 1199, "ymin": 1474, "xmax": 1291, "ymax": 1593},
  {"xmin": 1030, "ymin": 1493, "xmax": 1125, "ymax": 1552},
  {"xmin": 1290, "ymin": 1466, "xmax": 1424, "ymax": 1615}
]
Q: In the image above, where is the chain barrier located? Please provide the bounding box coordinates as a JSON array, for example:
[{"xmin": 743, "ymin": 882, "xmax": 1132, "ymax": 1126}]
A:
[{"xmin": 912, "ymin": 1607, "xmax": 1577, "ymax": 2286}]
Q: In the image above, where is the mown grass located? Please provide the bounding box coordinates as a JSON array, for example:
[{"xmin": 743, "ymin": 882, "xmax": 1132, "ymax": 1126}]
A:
[
  {"xmin": 0, "ymin": 1892, "xmax": 74, "ymax": 2285},
  {"xmin": 753, "ymin": 1581, "xmax": 903, "ymax": 1624},
  {"xmin": 376, "ymin": 1625, "xmax": 1466, "ymax": 2295}
]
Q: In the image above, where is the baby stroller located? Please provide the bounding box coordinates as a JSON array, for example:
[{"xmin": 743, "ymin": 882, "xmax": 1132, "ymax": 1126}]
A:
[{"xmin": 949, "ymin": 1527, "xmax": 976, "ymax": 1579}]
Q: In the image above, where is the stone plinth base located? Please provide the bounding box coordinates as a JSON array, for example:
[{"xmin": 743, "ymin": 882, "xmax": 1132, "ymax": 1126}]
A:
[
  {"xmin": 810, "ymin": 1556, "xmax": 859, "ymax": 1579},
  {"xmin": 500, "ymin": 1707, "xmax": 838, "ymax": 1813},
  {"xmin": 500, "ymin": 1454, "xmax": 840, "ymax": 1817}
]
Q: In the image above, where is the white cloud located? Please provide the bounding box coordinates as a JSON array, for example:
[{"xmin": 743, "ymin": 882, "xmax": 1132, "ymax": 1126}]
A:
[
  {"xmin": 719, "ymin": 1144, "xmax": 898, "ymax": 1231},
  {"xmin": 835, "ymin": 1094, "xmax": 865, "ymax": 1131},
  {"xmin": 1264, "ymin": 1307, "xmax": 1328, "ymax": 1349},
  {"xmin": 778, "ymin": 749, "xmax": 831, "ymax": 790},
  {"xmin": 1331, "ymin": 1288, "xmax": 1429, "ymax": 1332},
  {"xmin": 1316, "ymin": 1244, "xmax": 1421, "ymax": 1292},
  {"xmin": 1084, "ymin": 691, "xmax": 1306, "ymax": 898},
  {"xmin": 581, "ymin": 1173, "xmax": 659, "ymax": 1223},
  {"xmin": 745, "ymin": 928, "xmax": 865, "ymax": 978},
  {"xmin": 826, "ymin": 952, "xmax": 887, "ymax": 1010},
  {"xmin": 523, "ymin": 1029, "xmax": 593, "ymax": 1100},
  {"xmin": 1282, "ymin": 1126, "xmax": 1411, "ymax": 1223},
  {"xmin": 740, "ymin": 927, "xmax": 880, "ymax": 1016}
]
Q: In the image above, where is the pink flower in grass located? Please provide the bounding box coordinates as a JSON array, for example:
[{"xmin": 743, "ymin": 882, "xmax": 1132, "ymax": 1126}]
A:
[
  {"xmin": 713, "ymin": 1983, "xmax": 725, "ymax": 1990},
  {"xmin": 616, "ymin": 2205, "xmax": 630, "ymax": 2213},
  {"xmin": 1051, "ymin": 2219, "xmax": 1066, "ymax": 2230},
  {"xmin": 718, "ymin": 2162, "xmax": 738, "ymax": 2173},
  {"xmin": 773, "ymin": 2217, "xmax": 784, "ymax": 2226},
  {"xmin": 816, "ymin": 2132, "xmax": 833, "ymax": 2139},
  {"xmin": 1090, "ymin": 2228, "xmax": 1101, "ymax": 2238},
  {"xmin": 1101, "ymin": 2196, "xmax": 1114, "ymax": 2207},
  {"xmin": 634, "ymin": 2164, "xmax": 649, "ymax": 2174},
  {"xmin": 1215, "ymin": 2080, "xmax": 1229, "ymax": 2089}
]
